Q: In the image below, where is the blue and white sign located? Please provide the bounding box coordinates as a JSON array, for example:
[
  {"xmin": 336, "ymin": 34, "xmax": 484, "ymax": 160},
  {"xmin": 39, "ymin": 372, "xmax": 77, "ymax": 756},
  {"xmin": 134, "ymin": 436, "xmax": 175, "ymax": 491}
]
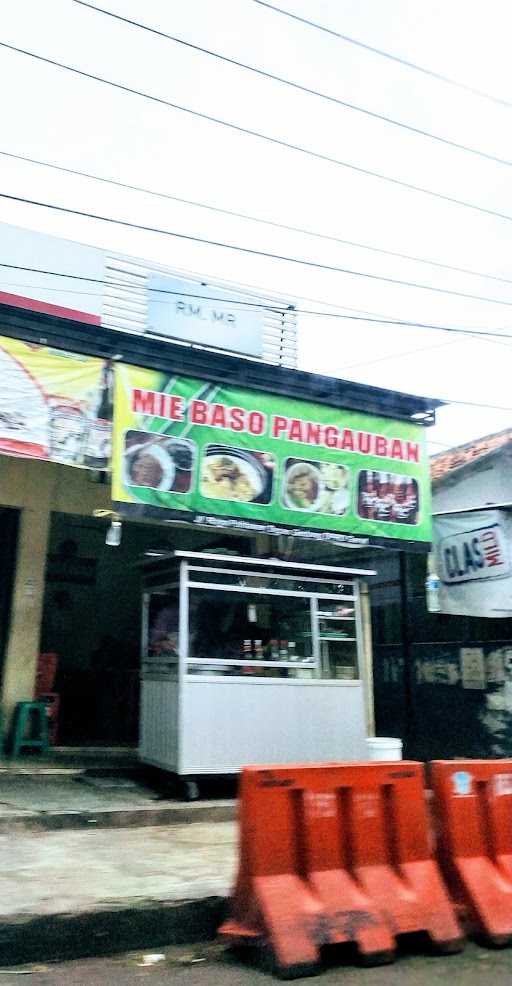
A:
[
  {"xmin": 434, "ymin": 510, "xmax": 512, "ymax": 617},
  {"xmin": 147, "ymin": 275, "xmax": 264, "ymax": 357}
]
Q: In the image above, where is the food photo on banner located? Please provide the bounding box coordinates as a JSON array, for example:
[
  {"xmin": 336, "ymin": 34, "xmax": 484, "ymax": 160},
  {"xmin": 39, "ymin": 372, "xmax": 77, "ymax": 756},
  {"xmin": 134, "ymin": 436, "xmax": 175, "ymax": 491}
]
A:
[
  {"xmin": 112, "ymin": 364, "xmax": 431, "ymax": 545},
  {"xmin": 0, "ymin": 335, "xmax": 113, "ymax": 469}
]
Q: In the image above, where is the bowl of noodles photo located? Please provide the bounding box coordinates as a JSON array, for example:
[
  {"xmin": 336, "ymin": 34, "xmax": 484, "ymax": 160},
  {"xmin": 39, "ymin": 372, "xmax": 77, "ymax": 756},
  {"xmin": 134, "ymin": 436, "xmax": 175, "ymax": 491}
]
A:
[
  {"xmin": 124, "ymin": 432, "xmax": 196, "ymax": 493},
  {"xmin": 283, "ymin": 461, "xmax": 324, "ymax": 512},
  {"xmin": 201, "ymin": 447, "xmax": 268, "ymax": 503},
  {"xmin": 125, "ymin": 443, "xmax": 176, "ymax": 491}
]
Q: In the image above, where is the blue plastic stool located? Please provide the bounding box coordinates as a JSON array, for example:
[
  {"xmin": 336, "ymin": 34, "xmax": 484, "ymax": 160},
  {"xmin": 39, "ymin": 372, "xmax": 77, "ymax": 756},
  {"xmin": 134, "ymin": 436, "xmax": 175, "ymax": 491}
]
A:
[{"xmin": 12, "ymin": 701, "xmax": 49, "ymax": 757}]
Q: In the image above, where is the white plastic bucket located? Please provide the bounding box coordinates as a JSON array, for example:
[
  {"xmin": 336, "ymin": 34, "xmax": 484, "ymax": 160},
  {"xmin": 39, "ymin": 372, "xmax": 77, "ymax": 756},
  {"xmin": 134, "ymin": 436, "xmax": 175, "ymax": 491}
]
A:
[{"xmin": 366, "ymin": 737, "xmax": 403, "ymax": 761}]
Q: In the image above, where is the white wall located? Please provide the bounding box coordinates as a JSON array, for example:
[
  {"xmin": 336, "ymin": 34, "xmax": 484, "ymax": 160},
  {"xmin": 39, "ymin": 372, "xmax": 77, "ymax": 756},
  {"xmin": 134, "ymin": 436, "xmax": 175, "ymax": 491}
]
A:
[
  {"xmin": 433, "ymin": 450, "xmax": 512, "ymax": 514},
  {"xmin": 0, "ymin": 222, "xmax": 103, "ymax": 316}
]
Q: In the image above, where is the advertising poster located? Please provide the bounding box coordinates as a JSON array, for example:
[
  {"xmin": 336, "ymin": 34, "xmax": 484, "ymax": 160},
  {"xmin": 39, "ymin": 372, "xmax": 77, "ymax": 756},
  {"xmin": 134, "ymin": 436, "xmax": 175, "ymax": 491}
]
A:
[
  {"xmin": 112, "ymin": 365, "xmax": 431, "ymax": 544},
  {"xmin": 0, "ymin": 335, "xmax": 112, "ymax": 469},
  {"xmin": 434, "ymin": 510, "xmax": 512, "ymax": 617}
]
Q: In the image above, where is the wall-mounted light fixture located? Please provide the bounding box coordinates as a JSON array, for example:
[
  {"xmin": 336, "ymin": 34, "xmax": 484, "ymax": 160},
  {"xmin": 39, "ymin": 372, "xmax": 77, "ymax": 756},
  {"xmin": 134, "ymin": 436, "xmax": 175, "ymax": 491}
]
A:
[{"xmin": 93, "ymin": 509, "xmax": 123, "ymax": 547}]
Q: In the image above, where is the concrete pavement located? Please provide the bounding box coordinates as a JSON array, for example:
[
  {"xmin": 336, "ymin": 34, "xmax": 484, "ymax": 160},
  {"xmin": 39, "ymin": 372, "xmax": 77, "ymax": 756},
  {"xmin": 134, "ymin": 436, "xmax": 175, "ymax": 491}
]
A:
[
  {"xmin": 0, "ymin": 771, "xmax": 236, "ymax": 831},
  {"xmin": 0, "ymin": 759, "xmax": 238, "ymax": 965},
  {"xmin": 0, "ymin": 821, "xmax": 236, "ymax": 965},
  {"xmin": 3, "ymin": 942, "xmax": 512, "ymax": 985}
]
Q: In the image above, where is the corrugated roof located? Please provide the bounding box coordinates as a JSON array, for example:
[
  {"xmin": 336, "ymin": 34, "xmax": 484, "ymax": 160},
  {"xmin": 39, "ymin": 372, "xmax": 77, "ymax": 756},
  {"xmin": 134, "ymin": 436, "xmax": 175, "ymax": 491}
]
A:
[{"xmin": 431, "ymin": 428, "xmax": 512, "ymax": 481}]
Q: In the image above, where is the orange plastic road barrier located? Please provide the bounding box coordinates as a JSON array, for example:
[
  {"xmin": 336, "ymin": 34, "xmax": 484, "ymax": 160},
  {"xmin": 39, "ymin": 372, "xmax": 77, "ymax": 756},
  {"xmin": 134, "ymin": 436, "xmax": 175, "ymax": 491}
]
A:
[
  {"xmin": 432, "ymin": 759, "xmax": 512, "ymax": 945},
  {"xmin": 219, "ymin": 762, "xmax": 463, "ymax": 978}
]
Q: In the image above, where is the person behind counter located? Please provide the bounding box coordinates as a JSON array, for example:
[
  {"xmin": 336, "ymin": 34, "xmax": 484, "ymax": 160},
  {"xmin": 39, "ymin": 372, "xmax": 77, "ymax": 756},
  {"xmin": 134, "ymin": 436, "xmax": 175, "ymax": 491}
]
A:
[{"xmin": 149, "ymin": 603, "xmax": 179, "ymax": 658}]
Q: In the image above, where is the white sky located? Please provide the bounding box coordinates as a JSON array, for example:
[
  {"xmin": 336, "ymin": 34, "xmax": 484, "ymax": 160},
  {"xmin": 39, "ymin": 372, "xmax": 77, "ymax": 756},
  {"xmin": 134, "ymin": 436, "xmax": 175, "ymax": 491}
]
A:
[{"xmin": 1, "ymin": 0, "xmax": 512, "ymax": 453}]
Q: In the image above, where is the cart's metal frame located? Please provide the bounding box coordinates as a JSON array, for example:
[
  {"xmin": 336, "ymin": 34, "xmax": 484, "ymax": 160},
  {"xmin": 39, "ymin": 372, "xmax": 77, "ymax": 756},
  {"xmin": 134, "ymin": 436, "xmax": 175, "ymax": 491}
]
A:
[{"xmin": 139, "ymin": 552, "xmax": 376, "ymax": 792}]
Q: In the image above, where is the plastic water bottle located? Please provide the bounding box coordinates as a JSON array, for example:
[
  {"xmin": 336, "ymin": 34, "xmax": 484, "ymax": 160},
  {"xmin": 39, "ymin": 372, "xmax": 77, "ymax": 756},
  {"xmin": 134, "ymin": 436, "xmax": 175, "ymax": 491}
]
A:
[{"xmin": 425, "ymin": 572, "xmax": 442, "ymax": 613}]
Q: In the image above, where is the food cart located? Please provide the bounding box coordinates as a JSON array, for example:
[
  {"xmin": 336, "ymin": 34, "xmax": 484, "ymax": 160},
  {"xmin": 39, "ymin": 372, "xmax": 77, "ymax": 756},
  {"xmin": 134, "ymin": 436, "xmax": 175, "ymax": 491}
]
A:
[{"xmin": 139, "ymin": 550, "xmax": 376, "ymax": 798}]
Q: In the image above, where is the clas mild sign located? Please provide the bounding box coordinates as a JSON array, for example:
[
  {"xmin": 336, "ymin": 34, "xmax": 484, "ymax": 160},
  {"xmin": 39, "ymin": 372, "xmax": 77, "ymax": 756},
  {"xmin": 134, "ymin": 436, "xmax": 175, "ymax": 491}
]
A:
[{"xmin": 439, "ymin": 522, "xmax": 510, "ymax": 584}]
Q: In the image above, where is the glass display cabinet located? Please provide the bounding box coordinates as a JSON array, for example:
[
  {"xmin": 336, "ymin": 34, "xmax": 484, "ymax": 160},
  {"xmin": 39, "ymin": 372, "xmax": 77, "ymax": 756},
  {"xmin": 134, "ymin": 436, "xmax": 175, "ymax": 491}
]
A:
[{"xmin": 139, "ymin": 551, "xmax": 375, "ymax": 797}]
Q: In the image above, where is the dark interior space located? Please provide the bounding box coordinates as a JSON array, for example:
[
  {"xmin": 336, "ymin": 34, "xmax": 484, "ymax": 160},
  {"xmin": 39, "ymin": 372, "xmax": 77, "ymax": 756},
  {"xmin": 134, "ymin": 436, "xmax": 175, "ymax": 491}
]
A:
[{"xmin": 39, "ymin": 512, "xmax": 250, "ymax": 746}]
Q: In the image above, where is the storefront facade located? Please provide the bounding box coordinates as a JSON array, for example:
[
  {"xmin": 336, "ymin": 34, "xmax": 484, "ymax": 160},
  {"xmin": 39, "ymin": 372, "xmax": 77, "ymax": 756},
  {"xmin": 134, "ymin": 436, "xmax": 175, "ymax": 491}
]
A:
[
  {"xmin": 372, "ymin": 434, "xmax": 512, "ymax": 760},
  {"xmin": 0, "ymin": 285, "xmax": 439, "ymax": 753}
]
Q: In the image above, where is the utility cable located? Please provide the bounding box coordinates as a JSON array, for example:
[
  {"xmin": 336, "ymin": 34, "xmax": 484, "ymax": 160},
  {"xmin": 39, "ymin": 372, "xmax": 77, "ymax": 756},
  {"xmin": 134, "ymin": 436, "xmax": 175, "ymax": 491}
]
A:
[
  {"xmin": 12, "ymin": 260, "xmax": 507, "ymax": 334},
  {"xmin": 2, "ymin": 259, "xmax": 512, "ymax": 342},
  {"xmin": 5, "ymin": 147, "xmax": 512, "ymax": 289},
  {"xmin": 3, "ymin": 189, "xmax": 512, "ymax": 311},
  {"xmin": 251, "ymin": 0, "xmax": 512, "ymax": 110},
  {"xmin": 72, "ymin": 0, "xmax": 512, "ymax": 169},
  {"xmin": 2, "ymin": 268, "xmax": 511, "ymax": 411},
  {"xmin": 3, "ymin": 41, "xmax": 512, "ymax": 226}
]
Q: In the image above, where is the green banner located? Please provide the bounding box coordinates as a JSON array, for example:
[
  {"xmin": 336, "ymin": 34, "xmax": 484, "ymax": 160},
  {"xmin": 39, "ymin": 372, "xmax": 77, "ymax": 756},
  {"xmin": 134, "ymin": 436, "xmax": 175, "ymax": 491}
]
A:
[{"xmin": 112, "ymin": 364, "xmax": 432, "ymax": 544}]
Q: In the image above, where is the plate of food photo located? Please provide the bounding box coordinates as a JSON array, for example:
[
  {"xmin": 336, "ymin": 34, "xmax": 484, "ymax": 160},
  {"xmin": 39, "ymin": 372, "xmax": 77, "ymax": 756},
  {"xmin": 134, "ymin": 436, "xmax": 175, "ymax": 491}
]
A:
[
  {"xmin": 124, "ymin": 433, "xmax": 195, "ymax": 493},
  {"xmin": 201, "ymin": 446, "xmax": 274, "ymax": 504},
  {"xmin": 283, "ymin": 460, "xmax": 324, "ymax": 511}
]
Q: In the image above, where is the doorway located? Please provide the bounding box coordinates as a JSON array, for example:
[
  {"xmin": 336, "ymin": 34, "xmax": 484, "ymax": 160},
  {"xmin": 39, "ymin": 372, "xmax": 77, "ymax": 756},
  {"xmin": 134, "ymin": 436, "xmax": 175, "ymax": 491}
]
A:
[{"xmin": 39, "ymin": 512, "xmax": 251, "ymax": 746}]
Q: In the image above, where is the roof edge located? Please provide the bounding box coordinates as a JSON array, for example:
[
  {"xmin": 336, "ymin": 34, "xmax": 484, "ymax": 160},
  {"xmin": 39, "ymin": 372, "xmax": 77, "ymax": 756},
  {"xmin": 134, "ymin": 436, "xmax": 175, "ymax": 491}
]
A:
[{"xmin": 0, "ymin": 300, "xmax": 442, "ymax": 425}]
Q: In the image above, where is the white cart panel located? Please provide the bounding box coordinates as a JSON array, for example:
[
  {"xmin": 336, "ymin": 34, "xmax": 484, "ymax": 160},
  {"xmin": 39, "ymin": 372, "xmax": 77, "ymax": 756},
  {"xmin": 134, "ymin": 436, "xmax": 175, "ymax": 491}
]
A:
[
  {"xmin": 180, "ymin": 677, "xmax": 367, "ymax": 774},
  {"xmin": 140, "ymin": 677, "xmax": 179, "ymax": 771}
]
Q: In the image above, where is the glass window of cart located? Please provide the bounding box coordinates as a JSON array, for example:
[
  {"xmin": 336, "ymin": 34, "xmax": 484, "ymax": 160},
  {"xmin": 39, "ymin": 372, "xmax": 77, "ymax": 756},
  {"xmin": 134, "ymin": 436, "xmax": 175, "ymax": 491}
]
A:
[
  {"xmin": 188, "ymin": 567, "xmax": 355, "ymax": 596},
  {"xmin": 187, "ymin": 588, "xmax": 314, "ymax": 676},
  {"xmin": 185, "ymin": 583, "xmax": 360, "ymax": 681},
  {"xmin": 316, "ymin": 597, "xmax": 359, "ymax": 680},
  {"xmin": 146, "ymin": 588, "xmax": 179, "ymax": 660}
]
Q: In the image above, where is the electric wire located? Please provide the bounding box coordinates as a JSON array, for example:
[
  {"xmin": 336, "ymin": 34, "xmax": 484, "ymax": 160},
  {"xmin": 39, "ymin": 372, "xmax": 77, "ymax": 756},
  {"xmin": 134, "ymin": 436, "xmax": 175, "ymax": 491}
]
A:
[
  {"xmin": 251, "ymin": 0, "xmax": 512, "ymax": 110},
  {"xmin": 2, "ymin": 259, "xmax": 512, "ymax": 342},
  {"xmin": 72, "ymin": 0, "xmax": 512, "ymax": 169},
  {"xmin": 5, "ymin": 147, "xmax": 512, "ymax": 289},
  {"xmin": 3, "ymin": 41, "xmax": 512, "ymax": 226},
  {"xmin": 3, "ymin": 189, "xmax": 512, "ymax": 313},
  {"xmin": 1, "ymin": 263, "xmax": 512, "ymax": 410}
]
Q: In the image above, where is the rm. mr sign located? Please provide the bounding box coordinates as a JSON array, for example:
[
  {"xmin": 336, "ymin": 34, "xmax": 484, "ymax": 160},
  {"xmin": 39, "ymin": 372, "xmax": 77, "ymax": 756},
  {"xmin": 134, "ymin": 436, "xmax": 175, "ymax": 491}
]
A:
[{"xmin": 147, "ymin": 274, "xmax": 263, "ymax": 357}]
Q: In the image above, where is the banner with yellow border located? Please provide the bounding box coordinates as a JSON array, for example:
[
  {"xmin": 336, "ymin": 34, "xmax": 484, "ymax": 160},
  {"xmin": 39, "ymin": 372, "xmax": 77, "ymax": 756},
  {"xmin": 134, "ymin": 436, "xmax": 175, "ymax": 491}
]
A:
[{"xmin": 0, "ymin": 335, "xmax": 112, "ymax": 468}]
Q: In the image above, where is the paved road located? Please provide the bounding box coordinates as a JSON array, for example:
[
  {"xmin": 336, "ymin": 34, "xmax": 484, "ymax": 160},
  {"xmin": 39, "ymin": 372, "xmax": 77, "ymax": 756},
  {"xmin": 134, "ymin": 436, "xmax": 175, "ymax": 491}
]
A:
[{"xmin": 4, "ymin": 942, "xmax": 512, "ymax": 984}]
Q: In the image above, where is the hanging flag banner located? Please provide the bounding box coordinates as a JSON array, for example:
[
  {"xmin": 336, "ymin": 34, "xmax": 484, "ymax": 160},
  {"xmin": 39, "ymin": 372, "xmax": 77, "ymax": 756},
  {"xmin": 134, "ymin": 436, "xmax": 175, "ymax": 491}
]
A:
[
  {"xmin": 112, "ymin": 364, "xmax": 432, "ymax": 545},
  {"xmin": 434, "ymin": 509, "xmax": 512, "ymax": 617},
  {"xmin": 0, "ymin": 335, "xmax": 112, "ymax": 468}
]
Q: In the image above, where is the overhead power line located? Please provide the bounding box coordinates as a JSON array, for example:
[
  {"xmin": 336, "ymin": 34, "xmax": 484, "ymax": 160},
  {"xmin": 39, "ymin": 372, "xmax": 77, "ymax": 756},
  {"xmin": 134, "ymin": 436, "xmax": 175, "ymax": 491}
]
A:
[
  {"xmin": 72, "ymin": 0, "xmax": 512, "ymax": 169},
  {"xmin": 2, "ymin": 265, "xmax": 512, "ymax": 412},
  {"xmin": 3, "ymin": 259, "xmax": 512, "ymax": 343},
  {"xmin": 251, "ymin": 0, "xmax": 512, "ymax": 110},
  {"xmin": 340, "ymin": 333, "xmax": 512, "ymax": 374},
  {"xmin": 0, "ymin": 260, "xmax": 391, "ymax": 318},
  {"xmin": 0, "ymin": 263, "xmax": 288, "ymax": 313},
  {"xmin": 12, "ymin": 259, "xmax": 508, "ymax": 333},
  {"xmin": 5, "ymin": 147, "xmax": 512, "ymax": 291},
  {"xmin": 4, "ymin": 189, "xmax": 512, "ymax": 312},
  {"xmin": 3, "ymin": 42, "xmax": 512, "ymax": 227}
]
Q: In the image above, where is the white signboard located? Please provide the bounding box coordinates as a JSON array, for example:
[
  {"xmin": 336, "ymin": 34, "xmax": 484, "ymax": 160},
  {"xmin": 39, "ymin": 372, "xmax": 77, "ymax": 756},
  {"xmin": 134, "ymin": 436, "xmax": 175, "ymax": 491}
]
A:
[
  {"xmin": 438, "ymin": 521, "xmax": 510, "ymax": 584},
  {"xmin": 147, "ymin": 275, "xmax": 264, "ymax": 356},
  {"xmin": 434, "ymin": 510, "xmax": 512, "ymax": 617}
]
